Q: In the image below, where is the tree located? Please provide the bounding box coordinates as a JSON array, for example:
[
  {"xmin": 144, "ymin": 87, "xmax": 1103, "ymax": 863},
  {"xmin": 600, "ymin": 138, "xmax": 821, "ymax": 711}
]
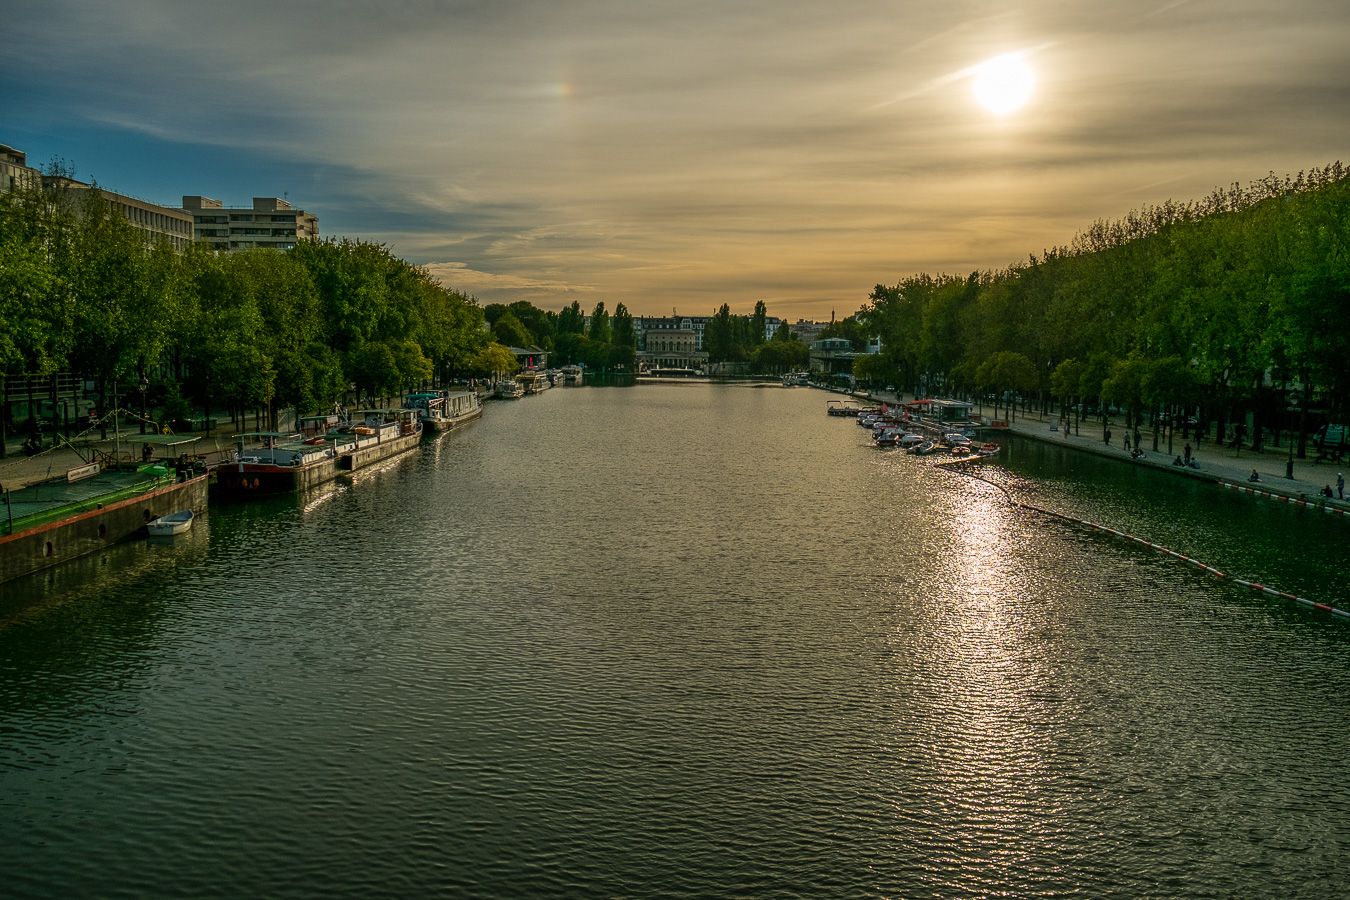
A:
[
  {"xmin": 492, "ymin": 312, "xmax": 534, "ymax": 348},
  {"xmin": 1051, "ymin": 357, "xmax": 1088, "ymax": 431},
  {"xmin": 705, "ymin": 304, "xmax": 735, "ymax": 362},
  {"xmin": 557, "ymin": 300, "xmax": 585, "ymax": 335},
  {"xmin": 610, "ymin": 302, "xmax": 637, "ymax": 370},
  {"xmin": 347, "ymin": 341, "xmax": 400, "ymax": 404},
  {"xmin": 751, "ymin": 300, "xmax": 768, "ymax": 346},
  {"xmin": 467, "ymin": 342, "xmax": 520, "ymax": 380},
  {"xmin": 509, "ymin": 301, "xmax": 554, "ymax": 350},
  {"xmin": 975, "ymin": 351, "xmax": 1038, "ymax": 421},
  {"xmin": 588, "ymin": 303, "xmax": 611, "ymax": 345}
]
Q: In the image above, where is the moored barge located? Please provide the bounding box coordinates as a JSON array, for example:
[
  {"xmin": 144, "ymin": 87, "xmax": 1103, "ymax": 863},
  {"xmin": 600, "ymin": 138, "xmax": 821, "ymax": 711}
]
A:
[{"xmin": 1, "ymin": 459, "xmax": 208, "ymax": 586}]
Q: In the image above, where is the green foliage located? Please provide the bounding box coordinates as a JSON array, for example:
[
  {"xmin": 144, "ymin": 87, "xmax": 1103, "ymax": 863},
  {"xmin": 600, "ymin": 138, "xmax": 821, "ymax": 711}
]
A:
[
  {"xmin": 860, "ymin": 163, "xmax": 1350, "ymax": 430},
  {"xmin": 557, "ymin": 300, "xmax": 585, "ymax": 335},
  {"xmin": 588, "ymin": 303, "xmax": 611, "ymax": 345},
  {"xmin": 0, "ymin": 192, "xmax": 487, "ymax": 423},
  {"xmin": 754, "ymin": 339, "xmax": 808, "ymax": 373},
  {"xmin": 492, "ymin": 312, "xmax": 535, "ymax": 348},
  {"xmin": 1050, "ymin": 358, "xmax": 1087, "ymax": 400},
  {"xmin": 468, "ymin": 342, "xmax": 519, "ymax": 378},
  {"xmin": 609, "ymin": 302, "xmax": 637, "ymax": 370}
]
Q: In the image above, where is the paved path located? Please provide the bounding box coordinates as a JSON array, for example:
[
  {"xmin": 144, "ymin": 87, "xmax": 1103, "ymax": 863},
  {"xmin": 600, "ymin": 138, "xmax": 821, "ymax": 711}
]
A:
[
  {"xmin": 862, "ymin": 390, "xmax": 1350, "ymax": 516},
  {"xmin": 0, "ymin": 429, "xmax": 239, "ymax": 492}
]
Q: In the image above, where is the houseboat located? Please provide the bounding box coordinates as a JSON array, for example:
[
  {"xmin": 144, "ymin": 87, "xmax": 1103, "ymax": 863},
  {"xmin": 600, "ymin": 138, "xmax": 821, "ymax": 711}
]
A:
[
  {"xmin": 1, "ymin": 454, "xmax": 208, "ymax": 586},
  {"xmin": 516, "ymin": 371, "xmax": 550, "ymax": 394},
  {"xmin": 405, "ymin": 390, "xmax": 483, "ymax": 435},
  {"xmin": 213, "ymin": 410, "xmax": 422, "ymax": 496}
]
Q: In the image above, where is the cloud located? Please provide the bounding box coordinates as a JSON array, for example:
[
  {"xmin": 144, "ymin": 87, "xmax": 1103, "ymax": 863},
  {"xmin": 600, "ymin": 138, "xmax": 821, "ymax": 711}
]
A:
[
  {"xmin": 6, "ymin": 0, "xmax": 1350, "ymax": 316},
  {"xmin": 423, "ymin": 262, "xmax": 596, "ymax": 305}
]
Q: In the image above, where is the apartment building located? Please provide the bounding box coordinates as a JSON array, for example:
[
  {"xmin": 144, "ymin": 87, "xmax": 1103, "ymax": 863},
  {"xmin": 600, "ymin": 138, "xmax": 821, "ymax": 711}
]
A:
[
  {"xmin": 0, "ymin": 143, "xmax": 41, "ymax": 194},
  {"xmin": 36, "ymin": 175, "xmax": 195, "ymax": 252},
  {"xmin": 183, "ymin": 196, "xmax": 319, "ymax": 251}
]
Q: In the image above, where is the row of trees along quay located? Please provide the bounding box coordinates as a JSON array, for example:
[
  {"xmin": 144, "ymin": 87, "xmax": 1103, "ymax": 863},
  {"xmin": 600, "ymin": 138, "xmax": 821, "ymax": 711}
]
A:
[
  {"xmin": 0, "ymin": 180, "xmax": 511, "ymax": 457},
  {"xmin": 1, "ymin": 174, "xmax": 816, "ymax": 458},
  {"xmin": 852, "ymin": 163, "xmax": 1350, "ymax": 460}
]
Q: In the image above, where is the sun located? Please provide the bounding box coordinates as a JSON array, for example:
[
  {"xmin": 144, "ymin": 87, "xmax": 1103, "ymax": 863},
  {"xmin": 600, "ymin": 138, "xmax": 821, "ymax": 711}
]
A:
[{"xmin": 972, "ymin": 54, "xmax": 1035, "ymax": 116}]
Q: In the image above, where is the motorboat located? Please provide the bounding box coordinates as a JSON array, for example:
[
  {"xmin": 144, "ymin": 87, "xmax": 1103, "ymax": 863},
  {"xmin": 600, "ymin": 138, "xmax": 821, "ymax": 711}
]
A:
[
  {"xmin": 898, "ymin": 433, "xmax": 924, "ymax": 449},
  {"xmin": 874, "ymin": 427, "xmax": 904, "ymax": 448},
  {"xmin": 908, "ymin": 440, "xmax": 937, "ymax": 455},
  {"xmin": 147, "ymin": 509, "xmax": 194, "ymax": 536},
  {"xmin": 496, "ymin": 380, "xmax": 525, "ymax": 399},
  {"xmin": 976, "ymin": 442, "xmax": 1001, "ymax": 457}
]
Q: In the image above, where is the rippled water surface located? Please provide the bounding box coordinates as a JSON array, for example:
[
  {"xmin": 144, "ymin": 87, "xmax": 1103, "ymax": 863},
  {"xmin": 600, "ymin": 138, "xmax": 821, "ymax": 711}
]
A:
[{"xmin": 3, "ymin": 383, "xmax": 1348, "ymax": 898}]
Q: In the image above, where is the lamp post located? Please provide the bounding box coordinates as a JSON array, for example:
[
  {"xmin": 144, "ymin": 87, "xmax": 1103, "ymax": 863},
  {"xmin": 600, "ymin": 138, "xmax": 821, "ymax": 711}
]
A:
[
  {"xmin": 1287, "ymin": 411, "xmax": 1296, "ymax": 479},
  {"xmin": 138, "ymin": 374, "xmax": 149, "ymax": 434}
]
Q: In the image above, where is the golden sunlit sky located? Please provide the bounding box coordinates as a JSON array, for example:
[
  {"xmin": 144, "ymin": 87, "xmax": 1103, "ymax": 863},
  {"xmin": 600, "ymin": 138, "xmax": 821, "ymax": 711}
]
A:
[{"xmin": 4, "ymin": 1, "xmax": 1349, "ymax": 319}]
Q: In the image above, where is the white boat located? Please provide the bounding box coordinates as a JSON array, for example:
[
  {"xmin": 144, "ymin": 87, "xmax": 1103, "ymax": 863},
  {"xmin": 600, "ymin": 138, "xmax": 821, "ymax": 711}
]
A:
[
  {"xmin": 874, "ymin": 427, "xmax": 904, "ymax": 448},
  {"xmin": 495, "ymin": 380, "xmax": 525, "ymax": 399},
  {"xmin": 147, "ymin": 509, "xmax": 194, "ymax": 536}
]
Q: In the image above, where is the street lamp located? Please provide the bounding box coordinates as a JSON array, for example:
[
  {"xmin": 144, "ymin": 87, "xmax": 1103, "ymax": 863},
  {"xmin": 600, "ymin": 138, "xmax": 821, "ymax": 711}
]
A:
[{"xmin": 138, "ymin": 374, "xmax": 149, "ymax": 434}]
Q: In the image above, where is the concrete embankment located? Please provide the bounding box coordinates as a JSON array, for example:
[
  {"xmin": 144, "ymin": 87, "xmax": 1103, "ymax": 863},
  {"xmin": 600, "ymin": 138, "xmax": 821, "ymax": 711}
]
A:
[{"xmin": 860, "ymin": 388, "xmax": 1350, "ymax": 518}]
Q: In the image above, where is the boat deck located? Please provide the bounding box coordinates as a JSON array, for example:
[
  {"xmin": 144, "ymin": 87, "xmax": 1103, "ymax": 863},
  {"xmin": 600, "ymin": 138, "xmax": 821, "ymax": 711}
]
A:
[{"xmin": 2, "ymin": 466, "xmax": 179, "ymax": 536}]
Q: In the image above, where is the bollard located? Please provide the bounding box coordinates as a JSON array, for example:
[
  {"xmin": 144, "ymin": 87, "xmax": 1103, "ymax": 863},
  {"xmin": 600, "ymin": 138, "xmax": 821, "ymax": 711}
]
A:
[{"xmin": 1286, "ymin": 460, "xmax": 1294, "ymax": 479}]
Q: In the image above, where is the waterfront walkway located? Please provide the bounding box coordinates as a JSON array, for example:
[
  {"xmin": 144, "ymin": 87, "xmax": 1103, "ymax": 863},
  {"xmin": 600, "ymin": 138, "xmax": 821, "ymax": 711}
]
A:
[
  {"xmin": 864, "ymin": 389, "xmax": 1350, "ymax": 517},
  {"xmin": 0, "ymin": 429, "xmax": 239, "ymax": 493}
]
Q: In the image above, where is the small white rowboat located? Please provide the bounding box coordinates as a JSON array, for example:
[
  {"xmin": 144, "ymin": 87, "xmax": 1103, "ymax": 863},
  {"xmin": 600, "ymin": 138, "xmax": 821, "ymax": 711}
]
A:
[{"xmin": 147, "ymin": 509, "xmax": 194, "ymax": 536}]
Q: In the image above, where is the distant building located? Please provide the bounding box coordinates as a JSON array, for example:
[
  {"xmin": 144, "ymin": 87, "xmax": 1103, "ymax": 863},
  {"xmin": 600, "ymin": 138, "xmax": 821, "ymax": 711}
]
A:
[
  {"xmin": 508, "ymin": 346, "xmax": 548, "ymax": 369},
  {"xmin": 42, "ymin": 175, "xmax": 195, "ymax": 252},
  {"xmin": 638, "ymin": 317, "xmax": 704, "ymax": 370},
  {"xmin": 789, "ymin": 319, "xmax": 827, "ymax": 345},
  {"xmin": 809, "ymin": 337, "xmax": 858, "ymax": 375},
  {"xmin": 1, "ymin": 144, "xmax": 194, "ymax": 250},
  {"xmin": 183, "ymin": 196, "xmax": 318, "ymax": 252},
  {"xmin": 0, "ymin": 143, "xmax": 41, "ymax": 194},
  {"xmin": 76, "ymin": 183, "xmax": 194, "ymax": 252}
]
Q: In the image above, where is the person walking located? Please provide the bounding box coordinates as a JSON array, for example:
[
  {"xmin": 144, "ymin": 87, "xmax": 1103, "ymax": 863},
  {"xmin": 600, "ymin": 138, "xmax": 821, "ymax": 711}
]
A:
[
  {"xmin": 1184, "ymin": 443, "xmax": 1192, "ymax": 466},
  {"xmin": 1123, "ymin": 433, "xmax": 1131, "ymax": 452},
  {"xmin": 1105, "ymin": 428, "xmax": 1112, "ymax": 448},
  {"xmin": 1338, "ymin": 472, "xmax": 1344, "ymax": 500}
]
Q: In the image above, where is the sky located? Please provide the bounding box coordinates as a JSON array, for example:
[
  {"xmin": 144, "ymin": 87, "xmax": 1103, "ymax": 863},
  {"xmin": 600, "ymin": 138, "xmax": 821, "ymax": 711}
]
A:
[{"xmin": 4, "ymin": 0, "xmax": 1349, "ymax": 320}]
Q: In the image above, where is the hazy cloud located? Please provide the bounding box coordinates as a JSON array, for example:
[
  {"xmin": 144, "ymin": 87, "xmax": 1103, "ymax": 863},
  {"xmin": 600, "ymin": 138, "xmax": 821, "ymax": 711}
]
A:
[{"xmin": 4, "ymin": 0, "xmax": 1349, "ymax": 315}]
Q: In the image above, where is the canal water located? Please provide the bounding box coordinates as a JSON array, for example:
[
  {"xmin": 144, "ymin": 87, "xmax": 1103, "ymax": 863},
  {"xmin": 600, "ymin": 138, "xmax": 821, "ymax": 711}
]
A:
[{"xmin": 2, "ymin": 383, "xmax": 1348, "ymax": 898}]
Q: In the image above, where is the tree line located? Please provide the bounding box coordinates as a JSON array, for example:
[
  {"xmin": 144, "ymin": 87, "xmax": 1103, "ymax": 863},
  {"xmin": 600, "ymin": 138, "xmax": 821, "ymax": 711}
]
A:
[
  {"xmin": 481, "ymin": 297, "xmax": 811, "ymax": 374},
  {"xmin": 0, "ymin": 182, "xmax": 501, "ymax": 446},
  {"xmin": 856, "ymin": 163, "xmax": 1350, "ymax": 454}
]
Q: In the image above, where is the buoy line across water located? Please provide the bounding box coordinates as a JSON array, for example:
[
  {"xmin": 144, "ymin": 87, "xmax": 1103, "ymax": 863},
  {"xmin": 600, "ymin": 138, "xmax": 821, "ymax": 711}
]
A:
[{"xmin": 934, "ymin": 458, "xmax": 1350, "ymax": 620}]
